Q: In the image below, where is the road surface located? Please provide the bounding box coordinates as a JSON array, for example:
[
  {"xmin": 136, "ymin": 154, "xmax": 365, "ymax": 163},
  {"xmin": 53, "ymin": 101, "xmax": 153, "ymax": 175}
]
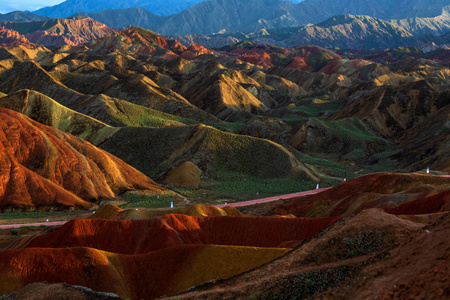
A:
[
  {"xmin": 215, "ymin": 187, "xmax": 331, "ymax": 208},
  {"xmin": 0, "ymin": 221, "xmax": 67, "ymax": 230}
]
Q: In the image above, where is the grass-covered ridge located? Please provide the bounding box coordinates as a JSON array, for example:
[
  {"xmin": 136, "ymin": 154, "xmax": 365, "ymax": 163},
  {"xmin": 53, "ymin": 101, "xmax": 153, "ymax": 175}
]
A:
[{"xmin": 107, "ymin": 97, "xmax": 198, "ymax": 128}]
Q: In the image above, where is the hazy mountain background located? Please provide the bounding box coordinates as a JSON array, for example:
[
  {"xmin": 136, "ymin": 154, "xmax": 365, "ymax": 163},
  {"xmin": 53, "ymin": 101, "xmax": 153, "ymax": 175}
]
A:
[
  {"xmin": 1, "ymin": 0, "xmax": 450, "ymax": 50},
  {"xmin": 33, "ymin": 0, "xmax": 206, "ymax": 17}
]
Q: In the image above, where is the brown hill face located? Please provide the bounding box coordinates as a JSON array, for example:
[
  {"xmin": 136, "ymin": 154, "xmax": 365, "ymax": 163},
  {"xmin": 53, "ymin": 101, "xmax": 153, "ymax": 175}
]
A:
[
  {"xmin": 0, "ymin": 108, "xmax": 163, "ymax": 211},
  {"xmin": 329, "ymin": 81, "xmax": 450, "ymax": 139},
  {"xmin": 168, "ymin": 209, "xmax": 449, "ymax": 300}
]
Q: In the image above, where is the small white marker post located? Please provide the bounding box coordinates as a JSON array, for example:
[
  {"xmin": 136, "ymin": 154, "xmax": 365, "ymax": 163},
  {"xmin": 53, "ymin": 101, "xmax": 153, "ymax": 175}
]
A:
[
  {"xmin": 170, "ymin": 202, "xmax": 173, "ymax": 208},
  {"xmin": 316, "ymin": 183, "xmax": 319, "ymax": 190},
  {"xmin": 426, "ymin": 167, "xmax": 430, "ymax": 174}
]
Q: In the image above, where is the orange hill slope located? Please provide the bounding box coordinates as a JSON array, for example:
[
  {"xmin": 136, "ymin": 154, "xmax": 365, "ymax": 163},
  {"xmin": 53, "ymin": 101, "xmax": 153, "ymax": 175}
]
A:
[
  {"xmin": 0, "ymin": 108, "xmax": 164, "ymax": 211},
  {"xmin": 0, "ymin": 244, "xmax": 289, "ymax": 299},
  {"xmin": 269, "ymin": 173, "xmax": 450, "ymax": 217},
  {"xmin": 22, "ymin": 214, "xmax": 340, "ymax": 254}
]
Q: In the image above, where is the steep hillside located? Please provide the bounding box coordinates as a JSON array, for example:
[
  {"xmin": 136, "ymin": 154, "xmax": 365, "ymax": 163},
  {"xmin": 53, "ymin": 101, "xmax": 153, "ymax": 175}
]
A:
[
  {"xmin": 391, "ymin": 12, "xmax": 450, "ymax": 36},
  {"xmin": 0, "ymin": 89, "xmax": 120, "ymax": 145},
  {"xmin": 0, "ymin": 108, "xmax": 164, "ymax": 211},
  {"xmin": 168, "ymin": 208, "xmax": 449, "ymax": 300}
]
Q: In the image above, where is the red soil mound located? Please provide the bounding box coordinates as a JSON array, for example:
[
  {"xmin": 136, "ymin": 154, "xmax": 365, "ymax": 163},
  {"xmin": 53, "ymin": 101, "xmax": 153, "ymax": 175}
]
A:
[
  {"xmin": 0, "ymin": 27, "xmax": 30, "ymax": 46},
  {"xmin": 286, "ymin": 57, "xmax": 313, "ymax": 71},
  {"xmin": 0, "ymin": 108, "xmax": 163, "ymax": 211},
  {"xmin": 180, "ymin": 43, "xmax": 213, "ymax": 59},
  {"xmin": 238, "ymin": 51, "xmax": 273, "ymax": 68},
  {"xmin": 22, "ymin": 214, "xmax": 340, "ymax": 254},
  {"xmin": 270, "ymin": 173, "xmax": 450, "ymax": 217},
  {"xmin": 0, "ymin": 244, "xmax": 288, "ymax": 299}
]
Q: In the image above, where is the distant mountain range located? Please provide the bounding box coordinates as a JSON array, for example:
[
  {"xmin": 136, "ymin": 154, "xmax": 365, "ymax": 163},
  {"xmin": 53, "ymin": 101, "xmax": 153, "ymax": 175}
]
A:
[
  {"xmin": 0, "ymin": 0, "xmax": 448, "ymax": 39},
  {"xmin": 28, "ymin": 0, "xmax": 450, "ymax": 35},
  {"xmin": 33, "ymin": 0, "xmax": 205, "ymax": 18},
  {"xmin": 2, "ymin": 14, "xmax": 450, "ymax": 51},
  {"xmin": 0, "ymin": 11, "xmax": 50, "ymax": 22},
  {"xmin": 282, "ymin": 15, "xmax": 415, "ymax": 49},
  {"xmin": 169, "ymin": 14, "xmax": 450, "ymax": 50},
  {"xmin": 0, "ymin": 0, "xmax": 450, "ymax": 50},
  {"xmin": 72, "ymin": 7, "xmax": 167, "ymax": 29}
]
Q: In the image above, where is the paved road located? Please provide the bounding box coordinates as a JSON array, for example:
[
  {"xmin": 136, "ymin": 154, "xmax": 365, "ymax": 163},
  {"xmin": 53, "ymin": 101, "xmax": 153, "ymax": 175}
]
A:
[
  {"xmin": 215, "ymin": 187, "xmax": 332, "ymax": 208},
  {"xmin": 0, "ymin": 221, "xmax": 67, "ymax": 230}
]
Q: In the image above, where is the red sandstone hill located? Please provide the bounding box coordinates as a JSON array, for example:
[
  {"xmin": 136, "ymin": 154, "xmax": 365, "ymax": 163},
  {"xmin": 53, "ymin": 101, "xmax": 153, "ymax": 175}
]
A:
[
  {"xmin": 180, "ymin": 42, "xmax": 213, "ymax": 59},
  {"xmin": 90, "ymin": 26, "xmax": 186, "ymax": 56},
  {"xmin": 0, "ymin": 108, "xmax": 164, "ymax": 211},
  {"xmin": 0, "ymin": 27, "xmax": 31, "ymax": 47},
  {"xmin": 1, "ymin": 17, "xmax": 116, "ymax": 48}
]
